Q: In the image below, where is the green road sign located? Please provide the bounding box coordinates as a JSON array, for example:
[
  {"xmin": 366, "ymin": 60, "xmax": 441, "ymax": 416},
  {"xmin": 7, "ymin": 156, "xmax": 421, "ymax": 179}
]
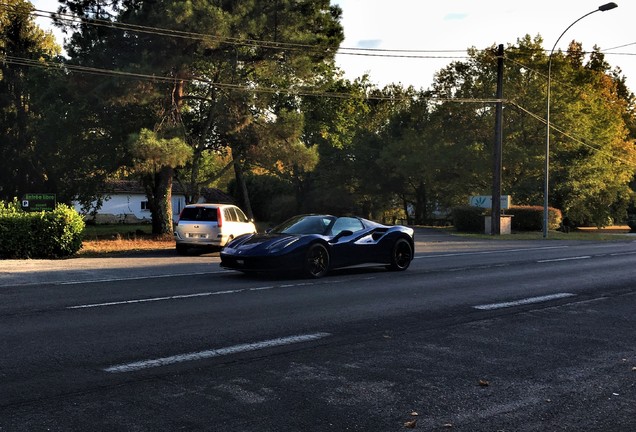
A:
[{"xmin": 22, "ymin": 193, "xmax": 56, "ymax": 212}]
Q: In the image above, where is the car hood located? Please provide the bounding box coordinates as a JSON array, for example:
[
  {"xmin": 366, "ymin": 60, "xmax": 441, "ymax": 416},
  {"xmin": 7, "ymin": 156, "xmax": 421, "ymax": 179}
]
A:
[{"xmin": 223, "ymin": 232, "xmax": 302, "ymax": 253}]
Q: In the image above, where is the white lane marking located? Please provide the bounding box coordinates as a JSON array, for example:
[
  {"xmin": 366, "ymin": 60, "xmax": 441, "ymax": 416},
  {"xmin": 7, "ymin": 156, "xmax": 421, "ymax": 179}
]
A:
[
  {"xmin": 66, "ymin": 275, "xmax": 377, "ymax": 310},
  {"xmin": 103, "ymin": 332, "xmax": 332, "ymax": 373},
  {"xmin": 59, "ymin": 270, "xmax": 230, "ymax": 285},
  {"xmin": 474, "ymin": 293, "xmax": 576, "ymax": 310},
  {"xmin": 537, "ymin": 256, "xmax": 591, "ymax": 263},
  {"xmin": 66, "ymin": 286, "xmax": 274, "ymax": 309},
  {"xmin": 414, "ymin": 246, "xmax": 568, "ymax": 259},
  {"xmin": 610, "ymin": 251, "xmax": 636, "ymax": 257}
]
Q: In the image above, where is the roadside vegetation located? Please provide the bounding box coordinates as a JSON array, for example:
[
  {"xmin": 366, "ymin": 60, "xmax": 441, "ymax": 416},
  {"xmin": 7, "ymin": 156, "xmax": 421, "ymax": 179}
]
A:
[
  {"xmin": 76, "ymin": 223, "xmax": 634, "ymax": 258},
  {"xmin": 79, "ymin": 223, "xmax": 173, "ymax": 256},
  {"xmin": 0, "ymin": 0, "xmax": 634, "ymax": 239}
]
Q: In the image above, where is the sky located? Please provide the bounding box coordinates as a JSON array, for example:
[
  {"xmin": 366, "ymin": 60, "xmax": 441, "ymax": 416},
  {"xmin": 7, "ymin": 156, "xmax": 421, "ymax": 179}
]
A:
[
  {"xmin": 31, "ymin": 0, "xmax": 635, "ymax": 91},
  {"xmin": 332, "ymin": 0, "xmax": 635, "ymax": 91}
]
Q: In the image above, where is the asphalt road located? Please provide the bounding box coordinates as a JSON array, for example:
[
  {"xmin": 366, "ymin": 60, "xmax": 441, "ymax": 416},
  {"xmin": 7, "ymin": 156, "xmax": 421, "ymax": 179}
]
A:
[{"xmin": 1, "ymin": 229, "xmax": 635, "ymax": 431}]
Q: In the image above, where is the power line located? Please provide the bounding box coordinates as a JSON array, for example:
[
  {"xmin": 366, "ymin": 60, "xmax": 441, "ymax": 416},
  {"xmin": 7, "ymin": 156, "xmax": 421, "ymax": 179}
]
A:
[
  {"xmin": 2, "ymin": 54, "xmax": 502, "ymax": 103},
  {"xmin": 510, "ymin": 102, "xmax": 636, "ymax": 166},
  {"xmin": 21, "ymin": 4, "xmax": 474, "ymax": 59},
  {"xmin": 3, "ymin": 4, "xmax": 633, "ymax": 165}
]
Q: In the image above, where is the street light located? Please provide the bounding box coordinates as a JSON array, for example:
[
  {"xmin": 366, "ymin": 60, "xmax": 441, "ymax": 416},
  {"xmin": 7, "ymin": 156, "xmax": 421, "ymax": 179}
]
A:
[{"xmin": 543, "ymin": 2, "xmax": 618, "ymax": 238}]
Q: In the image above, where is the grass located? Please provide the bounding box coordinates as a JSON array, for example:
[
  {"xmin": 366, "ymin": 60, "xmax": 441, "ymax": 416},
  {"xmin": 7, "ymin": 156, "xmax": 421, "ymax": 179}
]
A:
[
  {"xmin": 79, "ymin": 224, "xmax": 174, "ymax": 256},
  {"xmin": 452, "ymin": 226, "xmax": 633, "ymax": 241}
]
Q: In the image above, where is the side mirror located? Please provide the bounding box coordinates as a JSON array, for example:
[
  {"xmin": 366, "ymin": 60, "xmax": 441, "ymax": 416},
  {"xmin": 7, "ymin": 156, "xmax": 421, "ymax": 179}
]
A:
[{"xmin": 330, "ymin": 230, "xmax": 353, "ymax": 243}]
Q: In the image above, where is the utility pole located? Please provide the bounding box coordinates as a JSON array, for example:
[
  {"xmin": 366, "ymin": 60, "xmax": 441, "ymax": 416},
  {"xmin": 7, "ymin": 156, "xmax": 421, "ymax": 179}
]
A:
[{"xmin": 491, "ymin": 44, "xmax": 504, "ymax": 235}]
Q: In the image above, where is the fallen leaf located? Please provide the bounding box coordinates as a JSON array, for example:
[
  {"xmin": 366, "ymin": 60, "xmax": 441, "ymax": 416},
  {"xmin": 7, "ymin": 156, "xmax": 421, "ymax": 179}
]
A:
[
  {"xmin": 478, "ymin": 379, "xmax": 490, "ymax": 387},
  {"xmin": 404, "ymin": 419, "xmax": 417, "ymax": 428},
  {"xmin": 443, "ymin": 423, "xmax": 453, "ymax": 428},
  {"xmin": 410, "ymin": 411, "xmax": 419, "ymax": 416},
  {"xmin": 632, "ymin": 366, "xmax": 636, "ymax": 371}
]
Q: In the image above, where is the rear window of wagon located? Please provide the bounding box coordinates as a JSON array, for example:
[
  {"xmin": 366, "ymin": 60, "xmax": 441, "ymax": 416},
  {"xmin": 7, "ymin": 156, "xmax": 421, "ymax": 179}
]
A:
[{"xmin": 179, "ymin": 207, "xmax": 218, "ymax": 222}]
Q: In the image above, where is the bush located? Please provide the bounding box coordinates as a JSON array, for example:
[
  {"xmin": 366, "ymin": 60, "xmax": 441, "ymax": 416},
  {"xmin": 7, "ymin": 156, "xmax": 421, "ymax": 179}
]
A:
[
  {"xmin": 627, "ymin": 214, "xmax": 636, "ymax": 233},
  {"xmin": 451, "ymin": 206, "xmax": 486, "ymax": 232},
  {"xmin": 506, "ymin": 205, "xmax": 561, "ymax": 231},
  {"xmin": 0, "ymin": 200, "xmax": 85, "ymax": 259}
]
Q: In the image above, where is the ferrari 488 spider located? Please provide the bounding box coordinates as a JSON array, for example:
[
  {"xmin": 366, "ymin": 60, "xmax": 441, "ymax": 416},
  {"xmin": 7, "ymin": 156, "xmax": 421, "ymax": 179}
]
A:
[{"xmin": 220, "ymin": 214, "xmax": 414, "ymax": 278}]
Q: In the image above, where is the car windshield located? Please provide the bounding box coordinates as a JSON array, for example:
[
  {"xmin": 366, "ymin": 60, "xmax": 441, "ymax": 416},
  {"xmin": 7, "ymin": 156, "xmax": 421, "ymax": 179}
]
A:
[{"xmin": 272, "ymin": 215, "xmax": 335, "ymax": 235}]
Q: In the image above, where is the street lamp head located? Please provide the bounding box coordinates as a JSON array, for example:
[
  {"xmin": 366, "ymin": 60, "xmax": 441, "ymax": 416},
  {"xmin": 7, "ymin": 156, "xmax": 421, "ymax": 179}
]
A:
[{"xmin": 598, "ymin": 2, "xmax": 618, "ymax": 12}]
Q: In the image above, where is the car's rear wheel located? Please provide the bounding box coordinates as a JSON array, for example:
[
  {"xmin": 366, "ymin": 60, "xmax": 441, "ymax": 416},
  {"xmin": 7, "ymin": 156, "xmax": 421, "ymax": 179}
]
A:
[
  {"xmin": 304, "ymin": 243, "xmax": 330, "ymax": 278},
  {"xmin": 387, "ymin": 238, "xmax": 412, "ymax": 271},
  {"xmin": 176, "ymin": 244, "xmax": 188, "ymax": 255}
]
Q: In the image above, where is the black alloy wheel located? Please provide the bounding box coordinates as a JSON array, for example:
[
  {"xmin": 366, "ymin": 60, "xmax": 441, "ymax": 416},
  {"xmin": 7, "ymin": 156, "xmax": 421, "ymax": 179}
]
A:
[
  {"xmin": 387, "ymin": 238, "xmax": 412, "ymax": 271},
  {"xmin": 304, "ymin": 243, "xmax": 330, "ymax": 278}
]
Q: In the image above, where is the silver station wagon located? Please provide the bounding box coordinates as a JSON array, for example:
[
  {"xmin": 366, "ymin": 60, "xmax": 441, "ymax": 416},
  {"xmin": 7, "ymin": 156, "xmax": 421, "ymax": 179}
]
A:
[{"xmin": 174, "ymin": 204, "xmax": 256, "ymax": 254}]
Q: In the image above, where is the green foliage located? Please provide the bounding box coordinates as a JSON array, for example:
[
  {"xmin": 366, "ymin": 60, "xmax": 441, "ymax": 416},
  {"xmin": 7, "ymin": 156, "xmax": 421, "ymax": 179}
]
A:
[
  {"xmin": 0, "ymin": 202, "xmax": 84, "ymax": 259},
  {"xmin": 129, "ymin": 129, "xmax": 193, "ymax": 171},
  {"xmin": 228, "ymin": 174, "xmax": 296, "ymax": 223},
  {"xmin": 0, "ymin": 0, "xmax": 62, "ymax": 200},
  {"xmin": 451, "ymin": 206, "xmax": 486, "ymax": 233},
  {"xmin": 506, "ymin": 205, "xmax": 561, "ymax": 231}
]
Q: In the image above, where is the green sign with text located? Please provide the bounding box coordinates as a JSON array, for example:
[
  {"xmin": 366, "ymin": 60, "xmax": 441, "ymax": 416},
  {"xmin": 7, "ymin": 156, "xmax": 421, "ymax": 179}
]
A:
[{"xmin": 22, "ymin": 193, "xmax": 56, "ymax": 212}]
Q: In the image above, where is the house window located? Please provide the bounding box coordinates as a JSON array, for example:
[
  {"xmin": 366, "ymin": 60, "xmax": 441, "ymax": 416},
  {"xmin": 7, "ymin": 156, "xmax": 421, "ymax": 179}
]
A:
[{"xmin": 141, "ymin": 201, "xmax": 150, "ymax": 211}]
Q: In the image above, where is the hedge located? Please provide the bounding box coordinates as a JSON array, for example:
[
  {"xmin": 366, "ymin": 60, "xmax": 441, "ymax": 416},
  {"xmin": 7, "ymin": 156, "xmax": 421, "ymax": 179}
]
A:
[
  {"xmin": 506, "ymin": 205, "xmax": 562, "ymax": 231},
  {"xmin": 0, "ymin": 200, "xmax": 85, "ymax": 259},
  {"xmin": 451, "ymin": 205, "xmax": 563, "ymax": 233},
  {"xmin": 451, "ymin": 206, "xmax": 487, "ymax": 232}
]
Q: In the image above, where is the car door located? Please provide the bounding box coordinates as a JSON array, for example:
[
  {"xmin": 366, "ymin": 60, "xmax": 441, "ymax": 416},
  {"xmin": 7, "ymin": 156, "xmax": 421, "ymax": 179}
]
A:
[
  {"xmin": 224, "ymin": 206, "xmax": 255, "ymax": 242},
  {"xmin": 329, "ymin": 217, "xmax": 367, "ymax": 267}
]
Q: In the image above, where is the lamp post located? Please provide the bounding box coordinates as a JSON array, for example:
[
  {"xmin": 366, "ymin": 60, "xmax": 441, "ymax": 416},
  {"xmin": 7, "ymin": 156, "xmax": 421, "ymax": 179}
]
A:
[{"xmin": 543, "ymin": 2, "xmax": 618, "ymax": 238}]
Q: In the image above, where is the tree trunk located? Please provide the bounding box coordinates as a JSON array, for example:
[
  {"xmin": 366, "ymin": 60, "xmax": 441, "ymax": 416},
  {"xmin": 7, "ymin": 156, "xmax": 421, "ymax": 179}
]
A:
[
  {"xmin": 148, "ymin": 166, "xmax": 174, "ymax": 236},
  {"xmin": 233, "ymin": 158, "xmax": 253, "ymax": 219},
  {"xmin": 413, "ymin": 181, "xmax": 427, "ymax": 225}
]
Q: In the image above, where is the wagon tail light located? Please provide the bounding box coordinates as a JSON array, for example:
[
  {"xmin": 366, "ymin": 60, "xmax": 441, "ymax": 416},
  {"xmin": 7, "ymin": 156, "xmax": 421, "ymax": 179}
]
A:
[
  {"xmin": 217, "ymin": 207, "xmax": 222, "ymax": 227},
  {"xmin": 176, "ymin": 209, "xmax": 184, "ymax": 226}
]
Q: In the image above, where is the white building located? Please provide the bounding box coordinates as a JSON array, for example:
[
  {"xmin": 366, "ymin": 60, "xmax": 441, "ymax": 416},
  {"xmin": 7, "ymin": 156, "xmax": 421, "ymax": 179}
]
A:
[{"xmin": 74, "ymin": 180, "xmax": 234, "ymax": 224}]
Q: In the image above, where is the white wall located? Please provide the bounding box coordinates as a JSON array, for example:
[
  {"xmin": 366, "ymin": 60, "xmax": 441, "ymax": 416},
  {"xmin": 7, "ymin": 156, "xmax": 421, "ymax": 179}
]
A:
[{"xmin": 74, "ymin": 194, "xmax": 187, "ymax": 223}]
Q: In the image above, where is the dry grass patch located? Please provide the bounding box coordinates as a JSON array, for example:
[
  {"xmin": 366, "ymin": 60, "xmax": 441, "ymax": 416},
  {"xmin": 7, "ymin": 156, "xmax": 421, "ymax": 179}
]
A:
[{"xmin": 79, "ymin": 235, "xmax": 174, "ymax": 256}]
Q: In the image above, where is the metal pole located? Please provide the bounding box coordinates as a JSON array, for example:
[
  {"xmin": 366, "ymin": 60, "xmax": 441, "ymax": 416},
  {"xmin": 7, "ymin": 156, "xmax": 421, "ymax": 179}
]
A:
[
  {"xmin": 543, "ymin": 2, "xmax": 618, "ymax": 238},
  {"xmin": 491, "ymin": 44, "xmax": 504, "ymax": 235}
]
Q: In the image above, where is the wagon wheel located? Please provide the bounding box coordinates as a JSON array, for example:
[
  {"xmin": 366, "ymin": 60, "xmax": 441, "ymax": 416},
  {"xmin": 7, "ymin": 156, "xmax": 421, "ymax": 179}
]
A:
[
  {"xmin": 387, "ymin": 238, "xmax": 412, "ymax": 271},
  {"xmin": 304, "ymin": 243, "xmax": 330, "ymax": 278}
]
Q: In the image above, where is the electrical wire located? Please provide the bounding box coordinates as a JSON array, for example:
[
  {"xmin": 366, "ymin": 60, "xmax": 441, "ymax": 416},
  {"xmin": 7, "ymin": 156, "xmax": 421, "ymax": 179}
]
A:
[
  {"xmin": 2, "ymin": 3, "xmax": 633, "ymax": 165},
  {"xmin": 510, "ymin": 101, "xmax": 636, "ymax": 166},
  {"xmin": 2, "ymin": 54, "xmax": 503, "ymax": 103}
]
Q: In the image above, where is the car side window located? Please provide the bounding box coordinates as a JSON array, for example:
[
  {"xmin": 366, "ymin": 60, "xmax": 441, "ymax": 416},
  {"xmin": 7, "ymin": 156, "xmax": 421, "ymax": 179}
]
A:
[
  {"xmin": 234, "ymin": 207, "xmax": 249, "ymax": 223},
  {"xmin": 331, "ymin": 217, "xmax": 364, "ymax": 236},
  {"xmin": 224, "ymin": 207, "xmax": 238, "ymax": 222}
]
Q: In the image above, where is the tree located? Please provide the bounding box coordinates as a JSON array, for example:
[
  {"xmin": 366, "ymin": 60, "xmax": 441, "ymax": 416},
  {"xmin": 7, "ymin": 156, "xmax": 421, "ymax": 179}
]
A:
[
  {"xmin": 58, "ymin": 0, "xmax": 344, "ymax": 232},
  {"xmin": 129, "ymin": 128, "xmax": 192, "ymax": 234},
  {"xmin": 417, "ymin": 35, "xmax": 636, "ymax": 227},
  {"xmin": 549, "ymin": 42, "xmax": 636, "ymax": 225},
  {"xmin": 0, "ymin": 0, "xmax": 60, "ymax": 200}
]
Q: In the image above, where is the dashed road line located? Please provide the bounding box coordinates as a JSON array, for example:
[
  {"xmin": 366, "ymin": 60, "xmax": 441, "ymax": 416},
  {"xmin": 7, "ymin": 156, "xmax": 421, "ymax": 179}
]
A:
[
  {"xmin": 103, "ymin": 332, "xmax": 332, "ymax": 373},
  {"xmin": 537, "ymin": 256, "xmax": 591, "ymax": 263},
  {"xmin": 473, "ymin": 293, "xmax": 576, "ymax": 311}
]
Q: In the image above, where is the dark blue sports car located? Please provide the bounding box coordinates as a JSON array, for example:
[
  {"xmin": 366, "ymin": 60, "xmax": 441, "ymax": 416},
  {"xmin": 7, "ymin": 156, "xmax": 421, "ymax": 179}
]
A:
[{"xmin": 220, "ymin": 214, "xmax": 414, "ymax": 278}]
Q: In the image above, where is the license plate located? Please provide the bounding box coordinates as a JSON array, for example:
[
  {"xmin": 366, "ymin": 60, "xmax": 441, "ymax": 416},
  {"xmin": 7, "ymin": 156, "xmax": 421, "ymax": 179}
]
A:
[
  {"xmin": 235, "ymin": 259, "xmax": 244, "ymax": 265},
  {"xmin": 188, "ymin": 233, "xmax": 206, "ymax": 238}
]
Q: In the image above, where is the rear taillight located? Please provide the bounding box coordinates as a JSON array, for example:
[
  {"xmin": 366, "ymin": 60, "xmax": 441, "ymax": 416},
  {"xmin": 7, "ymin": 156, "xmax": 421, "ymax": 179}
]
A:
[
  {"xmin": 217, "ymin": 207, "xmax": 223, "ymax": 227},
  {"xmin": 176, "ymin": 208, "xmax": 184, "ymax": 226}
]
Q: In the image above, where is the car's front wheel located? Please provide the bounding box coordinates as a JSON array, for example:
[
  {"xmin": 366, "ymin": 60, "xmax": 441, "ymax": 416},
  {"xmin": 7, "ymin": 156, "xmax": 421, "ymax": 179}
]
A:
[
  {"xmin": 387, "ymin": 238, "xmax": 412, "ymax": 271},
  {"xmin": 304, "ymin": 243, "xmax": 330, "ymax": 278}
]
